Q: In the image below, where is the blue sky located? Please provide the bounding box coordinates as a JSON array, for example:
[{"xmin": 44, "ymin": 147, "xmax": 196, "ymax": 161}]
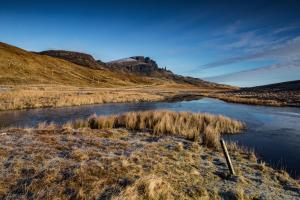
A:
[{"xmin": 1, "ymin": 0, "xmax": 300, "ymax": 86}]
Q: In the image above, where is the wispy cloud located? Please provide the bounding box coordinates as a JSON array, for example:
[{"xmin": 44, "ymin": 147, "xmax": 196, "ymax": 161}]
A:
[
  {"xmin": 204, "ymin": 60, "xmax": 300, "ymax": 87},
  {"xmin": 183, "ymin": 19, "xmax": 300, "ymax": 86},
  {"xmin": 202, "ymin": 35, "xmax": 300, "ymax": 69},
  {"xmin": 272, "ymin": 23, "xmax": 300, "ymax": 34}
]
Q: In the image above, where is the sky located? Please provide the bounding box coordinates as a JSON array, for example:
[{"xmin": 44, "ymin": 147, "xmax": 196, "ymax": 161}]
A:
[{"xmin": 1, "ymin": 0, "xmax": 300, "ymax": 87}]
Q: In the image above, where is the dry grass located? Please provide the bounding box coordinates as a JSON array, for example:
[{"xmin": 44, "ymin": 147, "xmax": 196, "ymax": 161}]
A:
[
  {"xmin": 112, "ymin": 175, "xmax": 174, "ymax": 200},
  {"xmin": 0, "ymin": 42, "xmax": 172, "ymax": 87},
  {"xmin": 68, "ymin": 110, "xmax": 245, "ymax": 148},
  {"xmin": 0, "ymin": 128, "xmax": 206, "ymax": 200},
  {"xmin": 0, "ymin": 85, "xmax": 216, "ymax": 111},
  {"xmin": 203, "ymin": 93, "xmax": 282, "ymax": 106},
  {"xmin": 226, "ymin": 141, "xmax": 257, "ymax": 162},
  {"xmin": 37, "ymin": 121, "xmax": 58, "ymax": 130},
  {"xmin": 0, "ymin": 86, "xmax": 166, "ymax": 110},
  {"xmin": 1, "ymin": 127, "xmax": 299, "ymax": 200}
]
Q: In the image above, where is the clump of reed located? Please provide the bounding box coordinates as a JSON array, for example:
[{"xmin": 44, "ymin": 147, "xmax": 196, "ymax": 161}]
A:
[
  {"xmin": 66, "ymin": 110, "xmax": 245, "ymax": 148},
  {"xmin": 37, "ymin": 121, "xmax": 58, "ymax": 130}
]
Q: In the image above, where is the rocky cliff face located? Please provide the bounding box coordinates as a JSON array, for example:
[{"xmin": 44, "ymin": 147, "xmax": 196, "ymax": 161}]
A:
[
  {"xmin": 38, "ymin": 51, "xmax": 167, "ymax": 75},
  {"xmin": 39, "ymin": 50, "xmax": 105, "ymax": 69},
  {"xmin": 106, "ymin": 56, "xmax": 172, "ymax": 76}
]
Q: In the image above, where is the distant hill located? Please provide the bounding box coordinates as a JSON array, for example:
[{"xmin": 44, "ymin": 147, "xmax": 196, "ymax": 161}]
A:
[
  {"xmin": 107, "ymin": 56, "xmax": 235, "ymax": 89},
  {"xmin": 38, "ymin": 49, "xmax": 232, "ymax": 89},
  {"xmin": 0, "ymin": 42, "xmax": 162, "ymax": 87},
  {"xmin": 0, "ymin": 42, "xmax": 232, "ymax": 90},
  {"xmin": 242, "ymin": 80, "xmax": 300, "ymax": 92},
  {"xmin": 225, "ymin": 80, "xmax": 300, "ymax": 106}
]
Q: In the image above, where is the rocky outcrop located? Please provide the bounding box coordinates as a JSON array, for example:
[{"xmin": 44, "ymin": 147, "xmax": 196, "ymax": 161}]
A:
[
  {"xmin": 39, "ymin": 50, "xmax": 105, "ymax": 69},
  {"xmin": 106, "ymin": 56, "xmax": 166, "ymax": 75},
  {"xmin": 106, "ymin": 56, "xmax": 232, "ymax": 89}
]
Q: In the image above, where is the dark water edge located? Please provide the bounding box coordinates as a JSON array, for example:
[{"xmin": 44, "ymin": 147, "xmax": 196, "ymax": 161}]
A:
[{"xmin": 1, "ymin": 98, "xmax": 300, "ymax": 179}]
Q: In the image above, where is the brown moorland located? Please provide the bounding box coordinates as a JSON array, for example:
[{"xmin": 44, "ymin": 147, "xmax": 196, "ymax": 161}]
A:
[
  {"xmin": 0, "ymin": 111, "xmax": 299, "ymax": 199},
  {"xmin": 0, "ymin": 42, "xmax": 233, "ymax": 111},
  {"xmin": 2, "ymin": 42, "xmax": 298, "ymax": 110}
]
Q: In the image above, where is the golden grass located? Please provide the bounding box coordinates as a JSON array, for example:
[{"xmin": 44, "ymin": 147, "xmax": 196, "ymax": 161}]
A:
[
  {"xmin": 1, "ymin": 127, "xmax": 299, "ymax": 200},
  {"xmin": 112, "ymin": 175, "xmax": 174, "ymax": 200},
  {"xmin": 0, "ymin": 85, "xmax": 218, "ymax": 111},
  {"xmin": 68, "ymin": 110, "xmax": 245, "ymax": 148},
  {"xmin": 0, "ymin": 42, "xmax": 172, "ymax": 87},
  {"xmin": 226, "ymin": 141, "xmax": 257, "ymax": 162},
  {"xmin": 0, "ymin": 86, "xmax": 167, "ymax": 110},
  {"xmin": 203, "ymin": 93, "xmax": 282, "ymax": 106},
  {"xmin": 0, "ymin": 128, "xmax": 205, "ymax": 200}
]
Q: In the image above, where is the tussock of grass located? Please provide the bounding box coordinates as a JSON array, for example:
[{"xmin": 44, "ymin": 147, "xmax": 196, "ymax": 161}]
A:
[
  {"xmin": 112, "ymin": 175, "xmax": 174, "ymax": 200},
  {"xmin": 37, "ymin": 121, "xmax": 58, "ymax": 130},
  {"xmin": 68, "ymin": 110, "xmax": 245, "ymax": 148},
  {"xmin": 203, "ymin": 125, "xmax": 220, "ymax": 148},
  {"xmin": 226, "ymin": 141, "xmax": 257, "ymax": 162}
]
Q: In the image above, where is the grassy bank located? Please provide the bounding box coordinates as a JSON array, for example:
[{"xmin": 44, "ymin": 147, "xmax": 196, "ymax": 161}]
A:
[
  {"xmin": 1, "ymin": 111, "xmax": 299, "ymax": 199},
  {"xmin": 0, "ymin": 85, "xmax": 163, "ymax": 111},
  {"xmin": 0, "ymin": 129, "xmax": 299, "ymax": 199},
  {"xmin": 1, "ymin": 85, "xmax": 295, "ymax": 112},
  {"xmin": 203, "ymin": 93, "xmax": 282, "ymax": 107},
  {"xmin": 203, "ymin": 88, "xmax": 300, "ymax": 107},
  {"xmin": 64, "ymin": 110, "xmax": 244, "ymax": 148},
  {"xmin": 0, "ymin": 85, "xmax": 220, "ymax": 111}
]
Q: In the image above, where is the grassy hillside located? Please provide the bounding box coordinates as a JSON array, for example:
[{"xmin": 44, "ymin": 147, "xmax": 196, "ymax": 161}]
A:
[
  {"xmin": 0, "ymin": 42, "xmax": 178, "ymax": 87},
  {"xmin": 1, "ymin": 42, "xmax": 234, "ymax": 90}
]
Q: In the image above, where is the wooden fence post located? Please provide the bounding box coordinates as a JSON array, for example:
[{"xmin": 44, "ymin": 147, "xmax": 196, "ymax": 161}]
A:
[{"xmin": 220, "ymin": 139, "xmax": 236, "ymax": 175}]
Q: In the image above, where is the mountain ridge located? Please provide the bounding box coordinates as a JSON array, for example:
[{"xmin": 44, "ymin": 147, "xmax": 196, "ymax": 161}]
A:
[
  {"xmin": 34, "ymin": 48, "xmax": 234, "ymax": 89},
  {"xmin": 0, "ymin": 42, "xmax": 232, "ymax": 90}
]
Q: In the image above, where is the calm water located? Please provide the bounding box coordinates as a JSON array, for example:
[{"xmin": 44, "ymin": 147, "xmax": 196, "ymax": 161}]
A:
[{"xmin": 1, "ymin": 98, "xmax": 300, "ymax": 178}]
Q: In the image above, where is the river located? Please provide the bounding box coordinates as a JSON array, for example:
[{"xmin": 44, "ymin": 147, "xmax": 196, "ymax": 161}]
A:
[{"xmin": 1, "ymin": 98, "xmax": 300, "ymax": 178}]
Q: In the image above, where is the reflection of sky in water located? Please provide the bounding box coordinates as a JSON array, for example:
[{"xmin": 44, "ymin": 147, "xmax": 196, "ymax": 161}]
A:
[{"xmin": 1, "ymin": 98, "xmax": 300, "ymax": 178}]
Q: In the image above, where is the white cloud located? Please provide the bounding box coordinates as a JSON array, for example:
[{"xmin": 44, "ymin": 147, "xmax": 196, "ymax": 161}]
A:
[
  {"xmin": 200, "ymin": 35, "xmax": 300, "ymax": 69},
  {"xmin": 204, "ymin": 60, "xmax": 300, "ymax": 87}
]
